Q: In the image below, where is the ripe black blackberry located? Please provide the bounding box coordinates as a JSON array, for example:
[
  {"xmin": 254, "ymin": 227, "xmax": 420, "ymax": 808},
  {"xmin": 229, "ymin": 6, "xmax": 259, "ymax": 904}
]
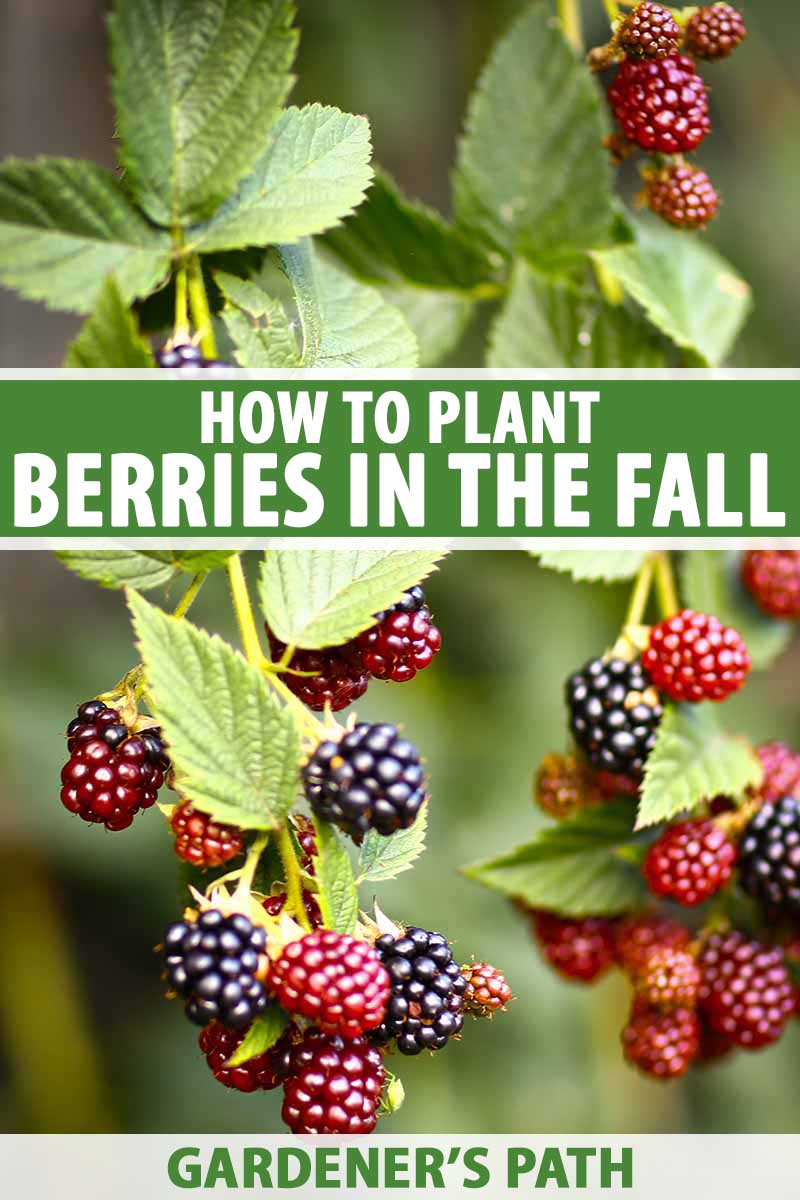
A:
[
  {"xmin": 303, "ymin": 723, "xmax": 426, "ymax": 840},
  {"xmin": 156, "ymin": 343, "xmax": 230, "ymax": 370},
  {"xmin": 739, "ymin": 797, "xmax": 800, "ymax": 916},
  {"xmin": 61, "ymin": 699, "xmax": 169, "ymax": 831},
  {"xmin": 566, "ymin": 656, "xmax": 662, "ymax": 778},
  {"xmin": 162, "ymin": 909, "xmax": 269, "ymax": 1029},
  {"xmin": 370, "ymin": 927, "xmax": 466, "ymax": 1055}
]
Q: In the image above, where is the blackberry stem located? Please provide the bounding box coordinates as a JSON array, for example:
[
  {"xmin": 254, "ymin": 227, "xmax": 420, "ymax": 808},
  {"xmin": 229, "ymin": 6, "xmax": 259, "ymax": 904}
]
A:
[
  {"xmin": 277, "ymin": 826, "xmax": 313, "ymax": 933},
  {"xmin": 602, "ymin": 0, "xmax": 621, "ymax": 22},
  {"xmin": 233, "ymin": 832, "xmax": 270, "ymax": 900},
  {"xmin": 557, "ymin": 0, "xmax": 583, "ymax": 51},
  {"xmin": 654, "ymin": 551, "xmax": 680, "ymax": 617},
  {"xmin": 624, "ymin": 554, "xmax": 656, "ymax": 627},
  {"xmin": 173, "ymin": 571, "xmax": 207, "ymax": 620},
  {"xmin": 174, "ymin": 263, "xmax": 189, "ymax": 342},
  {"xmin": 187, "ymin": 255, "xmax": 218, "ymax": 360}
]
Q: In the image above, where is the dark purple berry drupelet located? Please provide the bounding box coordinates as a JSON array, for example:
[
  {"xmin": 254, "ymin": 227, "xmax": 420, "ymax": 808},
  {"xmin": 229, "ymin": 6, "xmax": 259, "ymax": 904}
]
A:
[
  {"xmin": 303, "ymin": 723, "xmax": 427, "ymax": 840},
  {"xmin": 371, "ymin": 927, "xmax": 467, "ymax": 1055},
  {"xmin": 61, "ymin": 699, "xmax": 169, "ymax": 831},
  {"xmin": 162, "ymin": 908, "xmax": 269, "ymax": 1030}
]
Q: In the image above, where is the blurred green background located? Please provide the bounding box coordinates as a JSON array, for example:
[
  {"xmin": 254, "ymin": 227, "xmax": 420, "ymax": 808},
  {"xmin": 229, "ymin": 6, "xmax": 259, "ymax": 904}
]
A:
[
  {"xmin": 1, "ymin": 0, "xmax": 799, "ymax": 1136},
  {"xmin": 0, "ymin": 0, "xmax": 797, "ymax": 366},
  {"xmin": 2, "ymin": 550, "xmax": 800, "ymax": 1134}
]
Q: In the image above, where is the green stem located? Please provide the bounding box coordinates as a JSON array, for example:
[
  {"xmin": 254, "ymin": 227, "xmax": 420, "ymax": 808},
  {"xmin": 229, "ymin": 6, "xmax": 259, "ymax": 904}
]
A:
[
  {"xmin": 593, "ymin": 257, "xmax": 624, "ymax": 305},
  {"xmin": 603, "ymin": 0, "xmax": 621, "ymax": 22},
  {"xmin": 653, "ymin": 551, "xmax": 680, "ymax": 617},
  {"xmin": 173, "ymin": 571, "xmax": 206, "ymax": 620},
  {"xmin": 557, "ymin": 0, "xmax": 583, "ymax": 51},
  {"xmin": 226, "ymin": 554, "xmax": 264, "ymax": 669},
  {"xmin": 187, "ymin": 255, "xmax": 218, "ymax": 360},
  {"xmin": 174, "ymin": 263, "xmax": 190, "ymax": 341},
  {"xmin": 277, "ymin": 826, "xmax": 312, "ymax": 933},
  {"xmin": 624, "ymin": 554, "xmax": 656, "ymax": 627},
  {"xmin": 235, "ymin": 832, "xmax": 270, "ymax": 899}
]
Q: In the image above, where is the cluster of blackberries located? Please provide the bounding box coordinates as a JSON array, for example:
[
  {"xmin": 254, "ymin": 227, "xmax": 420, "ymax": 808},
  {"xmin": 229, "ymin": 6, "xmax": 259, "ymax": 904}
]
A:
[
  {"xmin": 591, "ymin": 3, "xmax": 747, "ymax": 229},
  {"xmin": 164, "ymin": 911, "xmax": 506, "ymax": 1133},
  {"xmin": 266, "ymin": 586, "xmax": 441, "ymax": 712},
  {"xmin": 60, "ymin": 699, "xmax": 170, "ymax": 831},
  {"xmin": 529, "ymin": 907, "xmax": 797, "ymax": 1079},
  {"xmin": 565, "ymin": 608, "xmax": 750, "ymax": 785}
]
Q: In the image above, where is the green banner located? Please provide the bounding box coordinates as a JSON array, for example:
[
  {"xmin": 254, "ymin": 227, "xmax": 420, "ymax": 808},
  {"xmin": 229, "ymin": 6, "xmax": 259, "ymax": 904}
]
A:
[{"xmin": 2, "ymin": 374, "xmax": 798, "ymax": 541}]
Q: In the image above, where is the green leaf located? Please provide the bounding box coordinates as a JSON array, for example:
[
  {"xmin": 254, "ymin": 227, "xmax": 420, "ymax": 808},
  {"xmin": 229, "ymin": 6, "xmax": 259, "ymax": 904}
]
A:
[
  {"xmin": 109, "ymin": 0, "xmax": 297, "ymax": 226},
  {"xmin": 65, "ymin": 276, "xmax": 155, "ymax": 367},
  {"xmin": 57, "ymin": 550, "xmax": 177, "ymax": 591},
  {"xmin": 452, "ymin": 2, "xmax": 614, "ymax": 267},
  {"xmin": 638, "ymin": 705, "xmax": 762, "ymax": 830},
  {"xmin": 144, "ymin": 550, "xmax": 237, "ymax": 574},
  {"xmin": 488, "ymin": 261, "xmax": 665, "ymax": 367},
  {"xmin": 380, "ymin": 285, "xmax": 473, "ymax": 368},
  {"xmin": 259, "ymin": 549, "xmax": 447, "ymax": 648},
  {"xmin": 312, "ymin": 819, "xmax": 358, "ymax": 934},
  {"xmin": 357, "ymin": 803, "xmax": 428, "ymax": 884},
  {"xmin": 681, "ymin": 550, "xmax": 792, "ymax": 671},
  {"xmin": 0, "ymin": 159, "xmax": 171, "ymax": 313},
  {"xmin": 225, "ymin": 1007, "xmax": 289, "ymax": 1067},
  {"xmin": 324, "ymin": 169, "xmax": 490, "ymax": 291},
  {"xmin": 189, "ymin": 105, "xmax": 373, "ymax": 253},
  {"xmin": 128, "ymin": 592, "xmax": 301, "ymax": 830},
  {"xmin": 464, "ymin": 803, "xmax": 647, "ymax": 917},
  {"xmin": 593, "ymin": 219, "xmax": 751, "ymax": 366},
  {"xmin": 216, "ymin": 272, "xmax": 301, "ymax": 368},
  {"xmin": 533, "ymin": 549, "xmax": 649, "ymax": 583},
  {"xmin": 278, "ymin": 240, "xmax": 418, "ymax": 368}
]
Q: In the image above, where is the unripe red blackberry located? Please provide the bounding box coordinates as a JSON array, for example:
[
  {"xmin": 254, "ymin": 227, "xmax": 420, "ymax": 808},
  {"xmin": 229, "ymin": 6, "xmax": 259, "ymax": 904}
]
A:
[
  {"xmin": 566, "ymin": 655, "xmax": 663, "ymax": 779},
  {"xmin": 643, "ymin": 163, "xmax": 719, "ymax": 230},
  {"xmin": 268, "ymin": 930, "xmax": 390, "ymax": 1039},
  {"xmin": 170, "ymin": 800, "xmax": 244, "ymax": 869},
  {"xmin": 162, "ymin": 908, "xmax": 269, "ymax": 1029},
  {"xmin": 741, "ymin": 550, "xmax": 800, "ymax": 619},
  {"xmin": 756, "ymin": 742, "xmax": 800, "ymax": 804},
  {"xmin": 281, "ymin": 1030, "xmax": 384, "ymax": 1135},
  {"xmin": 685, "ymin": 3, "xmax": 746, "ymax": 61},
  {"xmin": 619, "ymin": 3, "xmax": 681, "ymax": 59},
  {"xmin": 643, "ymin": 609, "xmax": 751, "ymax": 702},
  {"xmin": 461, "ymin": 961, "xmax": 513, "ymax": 1016},
  {"xmin": 262, "ymin": 889, "xmax": 323, "ymax": 929},
  {"xmin": 266, "ymin": 628, "xmax": 369, "ymax": 712},
  {"xmin": 61, "ymin": 699, "xmax": 169, "ymax": 831},
  {"xmin": 198, "ymin": 1021, "xmax": 293, "ymax": 1092},
  {"xmin": 698, "ymin": 931, "xmax": 794, "ymax": 1048},
  {"xmin": 535, "ymin": 753, "xmax": 603, "ymax": 820},
  {"xmin": 531, "ymin": 910, "xmax": 616, "ymax": 984},
  {"xmin": 738, "ymin": 797, "xmax": 800, "ymax": 916},
  {"xmin": 622, "ymin": 1002, "xmax": 700, "ymax": 1079},
  {"xmin": 303, "ymin": 723, "xmax": 426, "ymax": 840},
  {"xmin": 643, "ymin": 818, "xmax": 737, "ymax": 907},
  {"xmin": 608, "ymin": 55, "xmax": 711, "ymax": 154},
  {"xmin": 371, "ymin": 927, "xmax": 467, "ymax": 1055},
  {"xmin": 355, "ymin": 586, "xmax": 442, "ymax": 682},
  {"xmin": 635, "ymin": 946, "xmax": 701, "ymax": 1010},
  {"xmin": 157, "ymin": 343, "xmax": 230, "ymax": 370},
  {"xmin": 614, "ymin": 912, "xmax": 691, "ymax": 976}
]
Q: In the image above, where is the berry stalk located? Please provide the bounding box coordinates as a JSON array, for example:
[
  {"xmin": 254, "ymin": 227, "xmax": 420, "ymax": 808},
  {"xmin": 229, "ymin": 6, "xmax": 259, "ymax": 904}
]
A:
[
  {"xmin": 276, "ymin": 825, "xmax": 313, "ymax": 933},
  {"xmin": 653, "ymin": 550, "xmax": 680, "ymax": 617},
  {"xmin": 557, "ymin": 0, "xmax": 584, "ymax": 52},
  {"xmin": 186, "ymin": 254, "xmax": 218, "ymax": 362}
]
